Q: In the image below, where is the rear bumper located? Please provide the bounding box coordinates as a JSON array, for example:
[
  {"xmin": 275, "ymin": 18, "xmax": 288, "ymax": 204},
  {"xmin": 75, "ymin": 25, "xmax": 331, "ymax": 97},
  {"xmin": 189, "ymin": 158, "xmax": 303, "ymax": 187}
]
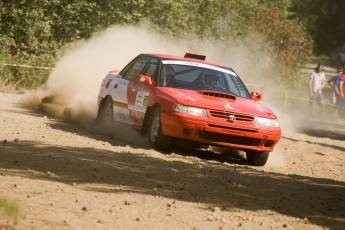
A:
[{"xmin": 161, "ymin": 112, "xmax": 281, "ymax": 152}]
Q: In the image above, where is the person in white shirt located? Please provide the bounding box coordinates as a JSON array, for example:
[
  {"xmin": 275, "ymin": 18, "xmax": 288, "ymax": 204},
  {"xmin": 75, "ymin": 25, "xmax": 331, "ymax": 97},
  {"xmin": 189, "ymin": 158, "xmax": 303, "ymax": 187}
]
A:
[{"xmin": 309, "ymin": 63, "xmax": 326, "ymax": 110}]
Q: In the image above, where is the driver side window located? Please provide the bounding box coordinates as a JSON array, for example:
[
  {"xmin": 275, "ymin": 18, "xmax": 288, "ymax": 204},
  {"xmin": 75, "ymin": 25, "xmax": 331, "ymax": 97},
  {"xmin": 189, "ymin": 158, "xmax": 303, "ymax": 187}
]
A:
[
  {"xmin": 141, "ymin": 58, "xmax": 159, "ymax": 80},
  {"xmin": 122, "ymin": 55, "xmax": 150, "ymax": 81}
]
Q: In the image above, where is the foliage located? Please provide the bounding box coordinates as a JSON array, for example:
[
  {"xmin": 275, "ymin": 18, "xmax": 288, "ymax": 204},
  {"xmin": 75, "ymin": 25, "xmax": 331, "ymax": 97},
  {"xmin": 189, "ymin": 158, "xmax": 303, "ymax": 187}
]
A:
[
  {"xmin": 145, "ymin": 0, "xmax": 312, "ymax": 90},
  {"xmin": 0, "ymin": 0, "xmax": 314, "ymax": 91},
  {"xmin": 0, "ymin": 0, "xmax": 59, "ymax": 90},
  {"xmin": 290, "ymin": 0, "xmax": 345, "ymax": 55},
  {"xmin": 146, "ymin": 0, "xmax": 258, "ymax": 40},
  {"xmin": 254, "ymin": 1, "xmax": 313, "ymax": 89}
]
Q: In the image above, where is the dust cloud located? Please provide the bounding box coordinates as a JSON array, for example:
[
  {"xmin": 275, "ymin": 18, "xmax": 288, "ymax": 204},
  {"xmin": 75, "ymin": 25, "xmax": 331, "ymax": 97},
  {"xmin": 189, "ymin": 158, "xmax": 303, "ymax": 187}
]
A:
[
  {"xmin": 22, "ymin": 22, "xmax": 294, "ymax": 165},
  {"xmin": 23, "ymin": 23, "xmax": 281, "ymax": 119},
  {"xmin": 22, "ymin": 24, "xmax": 185, "ymax": 134}
]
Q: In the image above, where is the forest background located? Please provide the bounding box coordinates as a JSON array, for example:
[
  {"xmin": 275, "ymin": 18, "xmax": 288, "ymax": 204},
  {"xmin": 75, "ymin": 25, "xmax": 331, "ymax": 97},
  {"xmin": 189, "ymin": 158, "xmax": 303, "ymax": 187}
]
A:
[{"xmin": 0, "ymin": 0, "xmax": 345, "ymax": 93}]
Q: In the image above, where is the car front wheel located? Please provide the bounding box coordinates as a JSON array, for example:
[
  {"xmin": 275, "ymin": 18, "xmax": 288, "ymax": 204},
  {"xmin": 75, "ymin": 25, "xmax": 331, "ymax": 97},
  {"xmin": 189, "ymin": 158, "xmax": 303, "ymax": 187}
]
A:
[
  {"xmin": 148, "ymin": 107, "xmax": 170, "ymax": 151},
  {"xmin": 246, "ymin": 150, "xmax": 269, "ymax": 166}
]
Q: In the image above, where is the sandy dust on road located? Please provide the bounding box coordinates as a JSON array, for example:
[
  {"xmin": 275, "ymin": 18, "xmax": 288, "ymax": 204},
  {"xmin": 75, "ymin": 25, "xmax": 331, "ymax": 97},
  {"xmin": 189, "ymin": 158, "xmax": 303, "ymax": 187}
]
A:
[{"xmin": 0, "ymin": 92, "xmax": 344, "ymax": 230}]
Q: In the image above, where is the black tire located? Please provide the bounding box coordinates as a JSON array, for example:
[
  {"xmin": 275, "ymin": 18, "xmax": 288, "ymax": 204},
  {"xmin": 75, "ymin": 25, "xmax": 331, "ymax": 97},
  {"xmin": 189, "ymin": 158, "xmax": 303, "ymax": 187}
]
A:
[
  {"xmin": 96, "ymin": 96, "xmax": 113, "ymax": 123},
  {"xmin": 246, "ymin": 150, "xmax": 269, "ymax": 166},
  {"xmin": 147, "ymin": 106, "xmax": 170, "ymax": 151}
]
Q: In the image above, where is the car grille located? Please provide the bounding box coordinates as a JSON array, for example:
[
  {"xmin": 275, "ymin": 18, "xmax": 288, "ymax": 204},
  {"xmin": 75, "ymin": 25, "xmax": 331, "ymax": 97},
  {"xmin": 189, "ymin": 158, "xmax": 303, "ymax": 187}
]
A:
[
  {"xmin": 199, "ymin": 131, "xmax": 261, "ymax": 146},
  {"xmin": 208, "ymin": 110, "xmax": 255, "ymax": 122}
]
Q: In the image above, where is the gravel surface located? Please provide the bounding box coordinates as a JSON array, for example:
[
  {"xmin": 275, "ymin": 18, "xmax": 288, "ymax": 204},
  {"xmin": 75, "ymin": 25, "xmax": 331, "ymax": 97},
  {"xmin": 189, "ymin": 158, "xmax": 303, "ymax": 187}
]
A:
[{"xmin": 0, "ymin": 93, "xmax": 344, "ymax": 230}]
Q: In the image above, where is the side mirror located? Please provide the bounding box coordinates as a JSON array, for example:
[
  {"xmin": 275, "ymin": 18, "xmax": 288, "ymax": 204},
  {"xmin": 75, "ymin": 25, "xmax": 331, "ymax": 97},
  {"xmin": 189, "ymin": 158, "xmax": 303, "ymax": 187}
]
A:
[
  {"xmin": 250, "ymin": 92, "xmax": 262, "ymax": 101},
  {"xmin": 138, "ymin": 75, "xmax": 154, "ymax": 86}
]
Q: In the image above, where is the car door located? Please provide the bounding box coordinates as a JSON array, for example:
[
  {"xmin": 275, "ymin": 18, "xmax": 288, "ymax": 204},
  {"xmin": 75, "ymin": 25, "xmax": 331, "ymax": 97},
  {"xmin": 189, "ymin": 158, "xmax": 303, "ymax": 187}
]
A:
[
  {"xmin": 107, "ymin": 55, "xmax": 147, "ymax": 125},
  {"xmin": 114, "ymin": 55, "xmax": 158, "ymax": 127},
  {"xmin": 126, "ymin": 57, "xmax": 159, "ymax": 127}
]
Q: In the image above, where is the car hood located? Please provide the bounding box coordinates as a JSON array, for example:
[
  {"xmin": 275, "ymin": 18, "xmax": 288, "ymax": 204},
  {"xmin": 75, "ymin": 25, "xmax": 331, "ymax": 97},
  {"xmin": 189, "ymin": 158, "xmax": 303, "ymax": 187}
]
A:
[{"xmin": 158, "ymin": 88, "xmax": 277, "ymax": 118}]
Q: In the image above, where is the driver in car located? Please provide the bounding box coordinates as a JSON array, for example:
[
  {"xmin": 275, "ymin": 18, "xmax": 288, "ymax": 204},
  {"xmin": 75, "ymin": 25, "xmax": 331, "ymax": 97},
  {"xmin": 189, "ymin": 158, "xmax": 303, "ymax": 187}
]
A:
[
  {"xmin": 204, "ymin": 74, "xmax": 220, "ymax": 90},
  {"xmin": 191, "ymin": 70, "xmax": 226, "ymax": 91}
]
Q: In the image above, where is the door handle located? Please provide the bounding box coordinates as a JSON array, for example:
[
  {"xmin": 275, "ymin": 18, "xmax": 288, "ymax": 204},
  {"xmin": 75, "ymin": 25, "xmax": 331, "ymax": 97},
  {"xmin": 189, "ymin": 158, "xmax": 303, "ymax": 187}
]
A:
[{"xmin": 131, "ymin": 88, "xmax": 136, "ymax": 93}]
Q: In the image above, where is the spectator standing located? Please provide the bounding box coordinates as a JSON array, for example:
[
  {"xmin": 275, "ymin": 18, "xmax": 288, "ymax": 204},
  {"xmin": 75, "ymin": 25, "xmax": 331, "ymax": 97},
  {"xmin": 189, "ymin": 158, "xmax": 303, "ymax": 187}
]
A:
[
  {"xmin": 335, "ymin": 68, "xmax": 345, "ymax": 117},
  {"xmin": 339, "ymin": 67, "xmax": 345, "ymax": 105},
  {"xmin": 328, "ymin": 65, "xmax": 344, "ymax": 104},
  {"xmin": 309, "ymin": 63, "xmax": 326, "ymax": 112}
]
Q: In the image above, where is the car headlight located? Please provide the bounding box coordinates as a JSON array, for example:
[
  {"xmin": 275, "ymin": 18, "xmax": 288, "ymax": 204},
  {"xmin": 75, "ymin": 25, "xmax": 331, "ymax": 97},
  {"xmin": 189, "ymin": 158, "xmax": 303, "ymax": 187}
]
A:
[
  {"xmin": 172, "ymin": 103, "xmax": 207, "ymax": 117},
  {"xmin": 255, "ymin": 117, "xmax": 279, "ymax": 127}
]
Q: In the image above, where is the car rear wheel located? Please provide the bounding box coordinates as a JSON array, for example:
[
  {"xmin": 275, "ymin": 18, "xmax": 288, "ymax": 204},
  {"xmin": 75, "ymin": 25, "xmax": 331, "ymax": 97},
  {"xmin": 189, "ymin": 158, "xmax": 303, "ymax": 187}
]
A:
[
  {"xmin": 96, "ymin": 96, "xmax": 113, "ymax": 123},
  {"xmin": 246, "ymin": 150, "xmax": 269, "ymax": 166},
  {"xmin": 148, "ymin": 107, "xmax": 170, "ymax": 151}
]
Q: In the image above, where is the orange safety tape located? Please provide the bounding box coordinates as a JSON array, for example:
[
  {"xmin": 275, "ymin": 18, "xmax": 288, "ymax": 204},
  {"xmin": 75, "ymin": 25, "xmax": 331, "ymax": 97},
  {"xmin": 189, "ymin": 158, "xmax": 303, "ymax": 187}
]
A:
[{"xmin": 1, "ymin": 63, "xmax": 54, "ymax": 70}]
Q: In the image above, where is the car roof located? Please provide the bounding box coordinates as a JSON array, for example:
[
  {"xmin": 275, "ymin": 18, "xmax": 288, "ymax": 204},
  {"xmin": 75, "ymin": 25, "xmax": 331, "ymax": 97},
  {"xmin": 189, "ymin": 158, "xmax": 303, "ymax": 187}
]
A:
[{"xmin": 147, "ymin": 53, "xmax": 229, "ymax": 68}]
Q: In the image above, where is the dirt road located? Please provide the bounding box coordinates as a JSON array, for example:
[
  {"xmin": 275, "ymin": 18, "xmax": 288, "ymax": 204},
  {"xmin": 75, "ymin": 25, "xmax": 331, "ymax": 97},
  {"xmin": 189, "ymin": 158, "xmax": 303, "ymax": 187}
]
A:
[{"xmin": 0, "ymin": 93, "xmax": 344, "ymax": 230}]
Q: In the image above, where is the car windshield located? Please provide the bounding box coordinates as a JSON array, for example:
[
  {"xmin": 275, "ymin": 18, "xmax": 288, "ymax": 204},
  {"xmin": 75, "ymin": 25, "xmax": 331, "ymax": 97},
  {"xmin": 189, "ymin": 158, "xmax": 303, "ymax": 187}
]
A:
[{"xmin": 160, "ymin": 60, "xmax": 251, "ymax": 98}]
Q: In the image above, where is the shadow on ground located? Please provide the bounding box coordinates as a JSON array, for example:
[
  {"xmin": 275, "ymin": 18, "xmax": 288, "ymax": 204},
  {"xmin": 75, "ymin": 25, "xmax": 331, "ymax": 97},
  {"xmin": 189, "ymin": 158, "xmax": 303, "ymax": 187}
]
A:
[{"xmin": 0, "ymin": 139, "xmax": 344, "ymax": 229}]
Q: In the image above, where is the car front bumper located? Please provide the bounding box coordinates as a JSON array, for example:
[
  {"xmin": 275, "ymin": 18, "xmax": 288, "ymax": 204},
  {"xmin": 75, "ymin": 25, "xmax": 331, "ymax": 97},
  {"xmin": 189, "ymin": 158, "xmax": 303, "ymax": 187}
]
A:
[{"xmin": 161, "ymin": 112, "xmax": 281, "ymax": 152}]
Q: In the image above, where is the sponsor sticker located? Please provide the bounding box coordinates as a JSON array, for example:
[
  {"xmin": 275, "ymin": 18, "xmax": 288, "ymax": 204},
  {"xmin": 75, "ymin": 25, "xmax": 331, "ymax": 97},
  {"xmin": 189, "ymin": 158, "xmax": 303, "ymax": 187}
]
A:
[{"xmin": 143, "ymin": 96, "xmax": 148, "ymax": 106}]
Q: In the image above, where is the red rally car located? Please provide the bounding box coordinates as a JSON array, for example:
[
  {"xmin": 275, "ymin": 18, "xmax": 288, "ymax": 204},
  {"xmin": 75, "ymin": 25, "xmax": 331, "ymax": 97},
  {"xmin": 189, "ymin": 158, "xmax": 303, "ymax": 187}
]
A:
[{"xmin": 97, "ymin": 53, "xmax": 281, "ymax": 166}]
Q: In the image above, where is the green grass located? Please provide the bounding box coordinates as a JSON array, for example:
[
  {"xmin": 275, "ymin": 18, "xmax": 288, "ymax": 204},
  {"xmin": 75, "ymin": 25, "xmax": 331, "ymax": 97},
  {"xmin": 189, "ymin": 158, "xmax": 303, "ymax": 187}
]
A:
[{"xmin": 0, "ymin": 197, "xmax": 22, "ymax": 225}]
